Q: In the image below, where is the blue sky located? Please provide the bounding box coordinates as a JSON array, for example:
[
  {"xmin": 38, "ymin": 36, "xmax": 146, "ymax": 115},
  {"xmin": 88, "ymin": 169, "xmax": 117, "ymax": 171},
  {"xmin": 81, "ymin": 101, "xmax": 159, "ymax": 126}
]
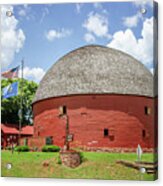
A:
[{"xmin": 1, "ymin": 1, "xmax": 156, "ymax": 82}]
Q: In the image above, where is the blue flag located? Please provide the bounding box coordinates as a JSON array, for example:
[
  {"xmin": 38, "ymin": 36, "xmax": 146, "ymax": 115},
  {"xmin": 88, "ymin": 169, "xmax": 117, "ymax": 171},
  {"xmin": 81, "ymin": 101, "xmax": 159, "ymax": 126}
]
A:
[{"xmin": 3, "ymin": 82, "xmax": 18, "ymax": 99}]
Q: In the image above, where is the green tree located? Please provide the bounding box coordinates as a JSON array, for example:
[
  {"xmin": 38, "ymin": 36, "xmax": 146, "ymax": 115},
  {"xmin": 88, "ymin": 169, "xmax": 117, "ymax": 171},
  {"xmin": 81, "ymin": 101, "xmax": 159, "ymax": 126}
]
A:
[{"xmin": 1, "ymin": 78, "xmax": 38, "ymax": 126}]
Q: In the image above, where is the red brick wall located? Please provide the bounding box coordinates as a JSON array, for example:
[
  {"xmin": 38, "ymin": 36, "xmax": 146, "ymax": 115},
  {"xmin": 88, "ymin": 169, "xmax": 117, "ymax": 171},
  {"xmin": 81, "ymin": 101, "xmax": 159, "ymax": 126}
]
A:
[
  {"xmin": 33, "ymin": 94, "xmax": 157, "ymax": 149},
  {"xmin": 20, "ymin": 137, "xmax": 45, "ymax": 150}
]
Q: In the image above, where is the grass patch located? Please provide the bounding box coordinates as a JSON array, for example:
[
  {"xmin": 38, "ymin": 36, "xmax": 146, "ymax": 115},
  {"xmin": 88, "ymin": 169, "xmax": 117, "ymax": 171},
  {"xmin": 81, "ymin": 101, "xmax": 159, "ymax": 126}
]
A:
[{"xmin": 1, "ymin": 150, "xmax": 157, "ymax": 180}]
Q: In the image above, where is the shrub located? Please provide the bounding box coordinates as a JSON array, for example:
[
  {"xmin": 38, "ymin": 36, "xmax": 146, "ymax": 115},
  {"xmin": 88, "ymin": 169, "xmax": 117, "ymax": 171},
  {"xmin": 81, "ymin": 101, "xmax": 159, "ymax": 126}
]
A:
[
  {"xmin": 14, "ymin": 145, "xmax": 30, "ymax": 152},
  {"xmin": 42, "ymin": 145, "xmax": 60, "ymax": 152},
  {"xmin": 79, "ymin": 152, "xmax": 87, "ymax": 163}
]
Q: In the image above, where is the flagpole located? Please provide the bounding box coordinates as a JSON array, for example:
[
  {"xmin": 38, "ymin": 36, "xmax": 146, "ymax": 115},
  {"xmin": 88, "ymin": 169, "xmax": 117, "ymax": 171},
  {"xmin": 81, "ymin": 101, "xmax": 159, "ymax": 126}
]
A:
[{"xmin": 18, "ymin": 59, "xmax": 24, "ymax": 146}]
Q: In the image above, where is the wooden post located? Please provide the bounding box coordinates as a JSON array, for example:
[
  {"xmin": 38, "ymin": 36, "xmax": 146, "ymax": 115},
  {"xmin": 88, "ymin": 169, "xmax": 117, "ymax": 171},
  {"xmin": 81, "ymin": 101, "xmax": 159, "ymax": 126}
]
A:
[{"xmin": 65, "ymin": 115, "xmax": 69, "ymax": 151}]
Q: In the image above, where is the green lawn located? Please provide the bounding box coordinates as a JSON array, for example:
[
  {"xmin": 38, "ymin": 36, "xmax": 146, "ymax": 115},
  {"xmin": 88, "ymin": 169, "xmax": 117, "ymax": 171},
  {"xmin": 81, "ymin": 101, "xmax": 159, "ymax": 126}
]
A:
[{"xmin": 1, "ymin": 150, "xmax": 157, "ymax": 180}]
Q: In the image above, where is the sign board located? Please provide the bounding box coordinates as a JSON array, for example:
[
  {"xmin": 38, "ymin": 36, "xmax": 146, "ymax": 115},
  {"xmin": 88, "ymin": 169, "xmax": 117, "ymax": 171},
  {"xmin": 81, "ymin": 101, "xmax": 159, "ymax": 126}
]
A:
[
  {"xmin": 136, "ymin": 144, "xmax": 143, "ymax": 161},
  {"xmin": 67, "ymin": 134, "xmax": 73, "ymax": 142}
]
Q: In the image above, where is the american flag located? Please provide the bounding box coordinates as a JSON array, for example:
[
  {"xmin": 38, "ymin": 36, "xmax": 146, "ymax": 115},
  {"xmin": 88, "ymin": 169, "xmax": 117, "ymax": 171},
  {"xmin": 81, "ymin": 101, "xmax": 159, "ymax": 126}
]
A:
[{"xmin": 1, "ymin": 66, "xmax": 19, "ymax": 79}]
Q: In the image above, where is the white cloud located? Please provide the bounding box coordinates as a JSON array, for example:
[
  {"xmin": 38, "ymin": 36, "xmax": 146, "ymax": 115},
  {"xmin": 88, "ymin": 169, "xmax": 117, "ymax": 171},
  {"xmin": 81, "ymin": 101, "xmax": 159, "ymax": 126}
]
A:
[
  {"xmin": 45, "ymin": 28, "xmax": 72, "ymax": 42},
  {"xmin": 75, "ymin": 3, "xmax": 83, "ymax": 14},
  {"xmin": 83, "ymin": 12, "xmax": 110, "ymax": 39},
  {"xmin": 18, "ymin": 9, "xmax": 26, "ymax": 16},
  {"xmin": 19, "ymin": 66, "xmax": 46, "ymax": 83},
  {"xmin": 23, "ymin": 4, "xmax": 28, "ymax": 9},
  {"xmin": 123, "ymin": 13, "xmax": 141, "ymax": 28},
  {"xmin": 93, "ymin": 3, "xmax": 108, "ymax": 15},
  {"xmin": 93, "ymin": 3, "xmax": 103, "ymax": 9},
  {"xmin": 40, "ymin": 7, "xmax": 50, "ymax": 24},
  {"xmin": 84, "ymin": 33, "xmax": 96, "ymax": 43},
  {"xmin": 107, "ymin": 17, "xmax": 154, "ymax": 67},
  {"xmin": 1, "ymin": 5, "xmax": 26, "ymax": 68},
  {"xmin": 133, "ymin": 0, "xmax": 153, "ymax": 7},
  {"xmin": 18, "ymin": 4, "xmax": 31, "ymax": 19},
  {"xmin": 18, "ymin": 5, "xmax": 35, "ymax": 21}
]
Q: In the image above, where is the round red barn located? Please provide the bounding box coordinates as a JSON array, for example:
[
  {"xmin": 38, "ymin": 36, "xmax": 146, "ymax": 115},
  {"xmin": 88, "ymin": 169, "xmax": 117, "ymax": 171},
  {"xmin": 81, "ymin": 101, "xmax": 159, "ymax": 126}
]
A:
[{"xmin": 32, "ymin": 45, "xmax": 157, "ymax": 151}]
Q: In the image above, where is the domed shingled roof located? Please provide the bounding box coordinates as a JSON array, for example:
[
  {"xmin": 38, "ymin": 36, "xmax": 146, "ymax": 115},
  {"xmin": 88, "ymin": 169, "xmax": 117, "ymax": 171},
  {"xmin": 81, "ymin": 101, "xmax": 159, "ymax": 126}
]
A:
[{"xmin": 33, "ymin": 45, "xmax": 154, "ymax": 103}]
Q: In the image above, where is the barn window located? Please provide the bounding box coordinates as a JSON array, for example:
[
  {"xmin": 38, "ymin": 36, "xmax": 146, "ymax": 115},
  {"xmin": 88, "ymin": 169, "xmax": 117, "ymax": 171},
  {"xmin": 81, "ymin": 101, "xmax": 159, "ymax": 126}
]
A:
[
  {"xmin": 81, "ymin": 112, "xmax": 87, "ymax": 116},
  {"xmin": 104, "ymin": 129, "xmax": 109, "ymax": 137},
  {"xmin": 144, "ymin": 106, "xmax": 151, "ymax": 115},
  {"xmin": 142, "ymin": 130, "xmax": 146, "ymax": 138},
  {"xmin": 45, "ymin": 136, "xmax": 53, "ymax": 145},
  {"xmin": 59, "ymin": 105, "xmax": 67, "ymax": 116},
  {"xmin": 24, "ymin": 138, "xmax": 28, "ymax": 146},
  {"xmin": 63, "ymin": 106, "xmax": 67, "ymax": 115}
]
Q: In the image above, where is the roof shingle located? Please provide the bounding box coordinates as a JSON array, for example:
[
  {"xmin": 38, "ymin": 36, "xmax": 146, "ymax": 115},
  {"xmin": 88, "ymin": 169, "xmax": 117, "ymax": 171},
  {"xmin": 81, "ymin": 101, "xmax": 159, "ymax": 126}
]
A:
[{"xmin": 33, "ymin": 45, "xmax": 154, "ymax": 103}]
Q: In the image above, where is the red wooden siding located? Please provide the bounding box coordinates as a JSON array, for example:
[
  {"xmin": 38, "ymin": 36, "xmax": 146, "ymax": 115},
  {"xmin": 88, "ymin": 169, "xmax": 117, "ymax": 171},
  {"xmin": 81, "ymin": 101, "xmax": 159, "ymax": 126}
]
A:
[{"xmin": 32, "ymin": 94, "xmax": 157, "ymax": 149}]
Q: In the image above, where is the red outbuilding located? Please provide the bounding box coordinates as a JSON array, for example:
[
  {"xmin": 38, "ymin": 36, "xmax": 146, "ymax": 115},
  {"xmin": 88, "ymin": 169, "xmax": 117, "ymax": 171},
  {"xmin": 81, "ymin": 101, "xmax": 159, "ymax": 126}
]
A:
[
  {"xmin": 30, "ymin": 45, "xmax": 157, "ymax": 151},
  {"xmin": 1, "ymin": 123, "xmax": 33, "ymax": 149}
]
